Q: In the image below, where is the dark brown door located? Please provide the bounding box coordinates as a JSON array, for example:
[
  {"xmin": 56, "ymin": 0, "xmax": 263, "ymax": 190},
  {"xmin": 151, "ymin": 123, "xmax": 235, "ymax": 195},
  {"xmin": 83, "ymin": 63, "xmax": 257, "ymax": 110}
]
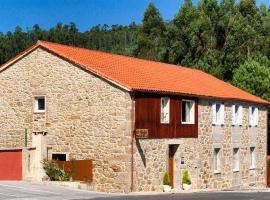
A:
[{"xmin": 169, "ymin": 145, "xmax": 174, "ymax": 188}]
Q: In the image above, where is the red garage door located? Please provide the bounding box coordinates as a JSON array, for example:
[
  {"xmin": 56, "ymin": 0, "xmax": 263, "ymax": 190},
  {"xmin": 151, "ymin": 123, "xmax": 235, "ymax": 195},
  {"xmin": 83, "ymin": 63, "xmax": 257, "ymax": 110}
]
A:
[{"xmin": 0, "ymin": 150, "xmax": 22, "ymax": 180}]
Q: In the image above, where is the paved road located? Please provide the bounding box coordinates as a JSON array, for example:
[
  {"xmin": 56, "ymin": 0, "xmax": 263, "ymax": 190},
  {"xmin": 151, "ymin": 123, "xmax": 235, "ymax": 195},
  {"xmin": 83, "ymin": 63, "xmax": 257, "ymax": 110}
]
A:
[
  {"xmin": 0, "ymin": 181, "xmax": 110, "ymax": 200},
  {"xmin": 1, "ymin": 181, "xmax": 270, "ymax": 200}
]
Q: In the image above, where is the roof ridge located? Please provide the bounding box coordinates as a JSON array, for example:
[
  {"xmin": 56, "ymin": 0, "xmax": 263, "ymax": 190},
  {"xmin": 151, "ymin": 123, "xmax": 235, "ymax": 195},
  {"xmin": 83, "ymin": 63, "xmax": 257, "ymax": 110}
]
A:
[{"xmin": 37, "ymin": 40, "xmax": 204, "ymax": 73}]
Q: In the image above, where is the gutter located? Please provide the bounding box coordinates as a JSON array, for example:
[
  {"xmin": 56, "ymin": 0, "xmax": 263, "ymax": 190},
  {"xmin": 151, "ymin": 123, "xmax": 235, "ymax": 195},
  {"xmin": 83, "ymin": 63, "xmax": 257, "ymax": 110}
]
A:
[{"xmin": 130, "ymin": 92, "xmax": 136, "ymax": 192}]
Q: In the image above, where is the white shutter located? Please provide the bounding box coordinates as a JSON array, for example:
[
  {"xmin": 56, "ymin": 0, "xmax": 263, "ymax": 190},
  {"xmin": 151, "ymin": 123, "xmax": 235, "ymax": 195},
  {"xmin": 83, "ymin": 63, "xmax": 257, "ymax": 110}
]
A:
[
  {"xmin": 212, "ymin": 103, "xmax": 216, "ymax": 125},
  {"xmin": 238, "ymin": 105, "xmax": 243, "ymax": 126},
  {"xmin": 249, "ymin": 106, "xmax": 252, "ymax": 126},
  {"xmin": 232, "ymin": 105, "xmax": 236, "ymax": 125},
  {"xmin": 255, "ymin": 107, "xmax": 259, "ymax": 126},
  {"xmin": 220, "ymin": 103, "xmax": 225, "ymax": 125}
]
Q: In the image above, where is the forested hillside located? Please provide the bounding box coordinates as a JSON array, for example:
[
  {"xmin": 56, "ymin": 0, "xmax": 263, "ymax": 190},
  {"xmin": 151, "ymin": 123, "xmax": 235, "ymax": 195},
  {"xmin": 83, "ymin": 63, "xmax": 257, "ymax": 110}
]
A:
[{"xmin": 0, "ymin": 0, "xmax": 269, "ymax": 101}]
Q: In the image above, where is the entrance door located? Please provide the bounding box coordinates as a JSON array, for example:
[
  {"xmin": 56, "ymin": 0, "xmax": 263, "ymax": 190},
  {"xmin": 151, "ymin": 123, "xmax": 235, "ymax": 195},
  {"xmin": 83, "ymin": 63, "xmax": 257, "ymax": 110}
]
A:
[
  {"xmin": 168, "ymin": 145, "xmax": 174, "ymax": 188},
  {"xmin": 0, "ymin": 150, "xmax": 22, "ymax": 180}
]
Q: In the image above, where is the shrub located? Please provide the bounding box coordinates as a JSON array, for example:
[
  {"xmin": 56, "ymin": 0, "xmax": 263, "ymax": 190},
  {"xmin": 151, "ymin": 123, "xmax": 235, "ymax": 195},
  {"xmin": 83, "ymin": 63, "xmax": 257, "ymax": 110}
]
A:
[
  {"xmin": 43, "ymin": 160, "xmax": 70, "ymax": 181},
  {"xmin": 182, "ymin": 170, "xmax": 191, "ymax": 185},
  {"xmin": 163, "ymin": 172, "xmax": 170, "ymax": 185},
  {"xmin": 267, "ymin": 160, "xmax": 270, "ymax": 166}
]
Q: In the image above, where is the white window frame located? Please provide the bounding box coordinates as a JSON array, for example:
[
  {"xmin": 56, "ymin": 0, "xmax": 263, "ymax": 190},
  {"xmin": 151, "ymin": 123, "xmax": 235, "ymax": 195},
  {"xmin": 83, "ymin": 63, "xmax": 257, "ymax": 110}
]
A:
[
  {"xmin": 232, "ymin": 104, "xmax": 243, "ymax": 126},
  {"xmin": 34, "ymin": 96, "xmax": 46, "ymax": 113},
  {"xmin": 213, "ymin": 148, "xmax": 221, "ymax": 174},
  {"xmin": 249, "ymin": 106, "xmax": 258, "ymax": 127},
  {"xmin": 232, "ymin": 148, "xmax": 240, "ymax": 172},
  {"xmin": 160, "ymin": 97, "xmax": 170, "ymax": 124},
  {"xmin": 212, "ymin": 102, "xmax": 224, "ymax": 125},
  {"xmin": 181, "ymin": 99, "xmax": 195, "ymax": 124},
  {"xmin": 249, "ymin": 147, "xmax": 255, "ymax": 169}
]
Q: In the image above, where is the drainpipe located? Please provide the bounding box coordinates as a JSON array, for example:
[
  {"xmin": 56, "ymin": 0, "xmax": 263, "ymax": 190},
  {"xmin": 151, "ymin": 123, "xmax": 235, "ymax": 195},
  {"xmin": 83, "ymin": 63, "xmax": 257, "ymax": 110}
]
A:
[
  {"xmin": 130, "ymin": 92, "xmax": 136, "ymax": 192},
  {"xmin": 24, "ymin": 128, "xmax": 27, "ymax": 147}
]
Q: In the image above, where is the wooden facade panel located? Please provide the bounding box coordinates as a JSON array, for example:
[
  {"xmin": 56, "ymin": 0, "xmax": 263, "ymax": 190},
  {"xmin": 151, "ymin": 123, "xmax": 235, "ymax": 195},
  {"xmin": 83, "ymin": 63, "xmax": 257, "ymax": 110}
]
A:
[{"xmin": 135, "ymin": 93, "xmax": 198, "ymax": 138}]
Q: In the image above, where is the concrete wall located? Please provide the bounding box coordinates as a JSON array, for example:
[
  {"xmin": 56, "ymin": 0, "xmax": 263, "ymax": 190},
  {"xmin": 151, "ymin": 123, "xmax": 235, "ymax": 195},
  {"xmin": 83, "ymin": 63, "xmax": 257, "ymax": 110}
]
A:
[
  {"xmin": 0, "ymin": 48, "xmax": 133, "ymax": 193},
  {"xmin": 134, "ymin": 99, "xmax": 268, "ymax": 192}
]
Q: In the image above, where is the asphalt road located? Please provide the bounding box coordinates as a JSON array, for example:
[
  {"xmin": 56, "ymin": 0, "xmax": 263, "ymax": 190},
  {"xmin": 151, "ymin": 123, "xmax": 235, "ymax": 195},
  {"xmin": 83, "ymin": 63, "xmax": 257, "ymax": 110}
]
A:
[
  {"xmin": 1, "ymin": 181, "xmax": 270, "ymax": 200},
  {"xmin": 0, "ymin": 181, "xmax": 110, "ymax": 200}
]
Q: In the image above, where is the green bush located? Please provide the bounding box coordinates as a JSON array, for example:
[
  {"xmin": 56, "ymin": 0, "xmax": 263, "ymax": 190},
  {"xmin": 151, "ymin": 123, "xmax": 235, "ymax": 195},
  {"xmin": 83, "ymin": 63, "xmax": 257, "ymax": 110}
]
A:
[
  {"xmin": 267, "ymin": 160, "xmax": 270, "ymax": 166},
  {"xmin": 163, "ymin": 172, "xmax": 170, "ymax": 185},
  {"xmin": 43, "ymin": 161, "xmax": 70, "ymax": 181},
  {"xmin": 182, "ymin": 170, "xmax": 191, "ymax": 185}
]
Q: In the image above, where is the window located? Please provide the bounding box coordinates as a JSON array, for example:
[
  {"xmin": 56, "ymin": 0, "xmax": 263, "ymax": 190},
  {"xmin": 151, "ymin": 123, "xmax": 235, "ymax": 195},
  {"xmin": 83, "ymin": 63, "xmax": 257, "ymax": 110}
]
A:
[
  {"xmin": 212, "ymin": 103, "xmax": 224, "ymax": 125},
  {"xmin": 161, "ymin": 97, "xmax": 170, "ymax": 124},
  {"xmin": 249, "ymin": 106, "xmax": 258, "ymax": 127},
  {"xmin": 181, "ymin": 100, "xmax": 195, "ymax": 124},
  {"xmin": 250, "ymin": 147, "xmax": 255, "ymax": 169},
  {"xmin": 232, "ymin": 104, "xmax": 243, "ymax": 126},
  {"xmin": 34, "ymin": 96, "xmax": 45, "ymax": 113},
  {"xmin": 213, "ymin": 148, "xmax": 221, "ymax": 173},
  {"xmin": 233, "ymin": 148, "xmax": 240, "ymax": 172},
  {"xmin": 52, "ymin": 153, "xmax": 66, "ymax": 161}
]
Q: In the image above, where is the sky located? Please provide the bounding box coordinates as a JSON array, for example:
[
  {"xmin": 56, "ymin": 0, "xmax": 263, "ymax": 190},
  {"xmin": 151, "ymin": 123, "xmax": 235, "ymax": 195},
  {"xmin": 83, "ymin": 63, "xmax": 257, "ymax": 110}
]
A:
[{"xmin": 0, "ymin": 0, "xmax": 269, "ymax": 33}]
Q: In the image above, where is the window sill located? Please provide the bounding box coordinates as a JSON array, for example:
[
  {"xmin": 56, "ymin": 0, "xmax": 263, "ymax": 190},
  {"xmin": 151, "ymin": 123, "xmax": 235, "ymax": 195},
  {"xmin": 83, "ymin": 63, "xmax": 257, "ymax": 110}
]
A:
[
  {"xmin": 233, "ymin": 169, "xmax": 239, "ymax": 173},
  {"xmin": 249, "ymin": 167, "xmax": 255, "ymax": 170},
  {"xmin": 34, "ymin": 111, "xmax": 45, "ymax": 114},
  {"xmin": 181, "ymin": 122, "xmax": 195, "ymax": 125},
  {"xmin": 160, "ymin": 122, "xmax": 170, "ymax": 125},
  {"xmin": 214, "ymin": 170, "xmax": 221, "ymax": 174}
]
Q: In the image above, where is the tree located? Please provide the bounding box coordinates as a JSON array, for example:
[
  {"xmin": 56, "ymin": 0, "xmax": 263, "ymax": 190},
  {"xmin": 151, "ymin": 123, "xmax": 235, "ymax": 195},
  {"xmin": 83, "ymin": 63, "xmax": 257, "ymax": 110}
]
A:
[
  {"xmin": 232, "ymin": 58, "xmax": 270, "ymax": 101},
  {"xmin": 133, "ymin": 3, "xmax": 166, "ymax": 61},
  {"xmin": 223, "ymin": 0, "xmax": 263, "ymax": 80}
]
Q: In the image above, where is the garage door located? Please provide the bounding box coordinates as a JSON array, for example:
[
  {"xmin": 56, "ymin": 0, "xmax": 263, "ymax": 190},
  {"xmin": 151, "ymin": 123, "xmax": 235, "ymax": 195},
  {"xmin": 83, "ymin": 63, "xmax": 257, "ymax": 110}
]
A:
[{"xmin": 0, "ymin": 150, "xmax": 22, "ymax": 180}]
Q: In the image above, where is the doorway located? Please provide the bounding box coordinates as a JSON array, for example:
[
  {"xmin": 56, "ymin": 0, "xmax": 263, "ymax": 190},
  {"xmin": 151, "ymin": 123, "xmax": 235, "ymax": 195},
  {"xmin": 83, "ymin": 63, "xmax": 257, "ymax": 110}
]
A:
[{"xmin": 168, "ymin": 145, "xmax": 177, "ymax": 188}]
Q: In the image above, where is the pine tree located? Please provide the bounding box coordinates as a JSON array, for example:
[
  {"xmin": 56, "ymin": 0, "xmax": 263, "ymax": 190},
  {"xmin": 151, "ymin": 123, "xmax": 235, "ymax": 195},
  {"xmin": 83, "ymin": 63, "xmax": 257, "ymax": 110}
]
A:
[{"xmin": 133, "ymin": 3, "xmax": 166, "ymax": 61}]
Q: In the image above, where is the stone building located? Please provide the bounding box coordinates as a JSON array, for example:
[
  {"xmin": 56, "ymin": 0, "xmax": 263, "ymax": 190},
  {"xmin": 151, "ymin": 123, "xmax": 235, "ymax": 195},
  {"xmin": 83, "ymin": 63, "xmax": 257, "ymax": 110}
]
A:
[{"xmin": 0, "ymin": 41, "xmax": 268, "ymax": 193}]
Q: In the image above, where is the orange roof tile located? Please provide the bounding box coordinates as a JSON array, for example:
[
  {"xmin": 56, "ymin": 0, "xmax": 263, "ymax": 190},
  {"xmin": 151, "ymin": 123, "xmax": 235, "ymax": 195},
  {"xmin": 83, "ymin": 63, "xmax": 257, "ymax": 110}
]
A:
[{"xmin": 1, "ymin": 40, "xmax": 269, "ymax": 105}]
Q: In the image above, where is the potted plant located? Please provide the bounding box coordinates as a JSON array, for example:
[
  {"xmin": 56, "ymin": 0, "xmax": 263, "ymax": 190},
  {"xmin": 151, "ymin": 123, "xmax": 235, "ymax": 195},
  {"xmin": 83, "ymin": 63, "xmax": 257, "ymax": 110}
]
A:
[
  {"xmin": 182, "ymin": 170, "xmax": 191, "ymax": 190},
  {"xmin": 163, "ymin": 172, "xmax": 171, "ymax": 192}
]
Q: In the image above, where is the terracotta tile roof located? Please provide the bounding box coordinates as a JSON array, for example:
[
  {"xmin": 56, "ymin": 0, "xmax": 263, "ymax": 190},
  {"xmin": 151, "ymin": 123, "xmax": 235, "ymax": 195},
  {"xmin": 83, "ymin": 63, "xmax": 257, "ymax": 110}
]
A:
[{"xmin": 1, "ymin": 40, "xmax": 269, "ymax": 105}]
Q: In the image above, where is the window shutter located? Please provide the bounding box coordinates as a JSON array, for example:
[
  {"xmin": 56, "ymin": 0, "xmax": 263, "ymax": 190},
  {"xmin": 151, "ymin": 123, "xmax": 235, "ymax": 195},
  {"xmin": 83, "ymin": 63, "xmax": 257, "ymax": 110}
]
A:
[
  {"xmin": 249, "ymin": 106, "xmax": 252, "ymax": 126},
  {"xmin": 212, "ymin": 103, "xmax": 216, "ymax": 125},
  {"xmin": 232, "ymin": 105, "xmax": 236, "ymax": 125},
  {"xmin": 238, "ymin": 105, "xmax": 243, "ymax": 126},
  {"xmin": 220, "ymin": 104, "xmax": 225, "ymax": 125},
  {"xmin": 255, "ymin": 107, "xmax": 259, "ymax": 126}
]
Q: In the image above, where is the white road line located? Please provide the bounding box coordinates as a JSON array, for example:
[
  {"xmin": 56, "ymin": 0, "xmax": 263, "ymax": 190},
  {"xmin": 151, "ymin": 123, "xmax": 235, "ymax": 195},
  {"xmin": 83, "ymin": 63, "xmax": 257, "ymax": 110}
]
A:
[{"xmin": 0, "ymin": 183, "xmax": 60, "ymax": 195}]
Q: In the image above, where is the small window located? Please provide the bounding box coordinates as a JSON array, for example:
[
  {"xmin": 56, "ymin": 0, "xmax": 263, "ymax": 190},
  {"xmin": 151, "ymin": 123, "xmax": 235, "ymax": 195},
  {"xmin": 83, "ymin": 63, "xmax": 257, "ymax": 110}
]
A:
[
  {"xmin": 161, "ymin": 97, "xmax": 170, "ymax": 124},
  {"xmin": 250, "ymin": 147, "xmax": 255, "ymax": 169},
  {"xmin": 213, "ymin": 148, "xmax": 221, "ymax": 173},
  {"xmin": 232, "ymin": 104, "xmax": 243, "ymax": 126},
  {"xmin": 52, "ymin": 153, "xmax": 66, "ymax": 161},
  {"xmin": 249, "ymin": 106, "xmax": 258, "ymax": 127},
  {"xmin": 233, "ymin": 148, "xmax": 240, "ymax": 172},
  {"xmin": 181, "ymin": 100, "xmax": 195, "ymax": 124},
  {"xmin": 212, "ymin": 103, "xmax": 224, "ymax": 125},
  {"xmin": 34, "ymin": 96, "xmax": 45, "ymax": 113}
]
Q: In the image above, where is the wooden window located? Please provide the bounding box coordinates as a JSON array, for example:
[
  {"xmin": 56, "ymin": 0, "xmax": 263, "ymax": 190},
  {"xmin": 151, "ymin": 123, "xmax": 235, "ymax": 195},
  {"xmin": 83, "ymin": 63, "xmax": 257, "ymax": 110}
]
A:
[
  {"xmin": 232, "ymin": 104, "xmax": 243, "ymax": 126},
  {"xmin": 34, "ymin": 96, "xmax": 45, "ymax": 113},
  {"xmin": 52, "ymin": 153, "xmax": 66, "ymax": 161},
  {"xmin": 249, "ymin": 147, "xmax": 255, "ymax": 169},
  {"xmin": 213, "ymin": 148, "xmax": 221, "ymax": 173},
  {"xmin": 233, "ymin": 148, "xmax": 240, "ymax": 172},
  {"xmin": 181, "ymin": 100, "xmax": 195, "ymax": 124},
  {"xmin": 161, "ymin": 97, "xmax": 170, "ymax": 124},
  {"xmin": 249, "ymin": 106, "xmax": 258, "ymax": 127},
  {"xmin": 212, "ymin": 102, "xmax": 224, "ymax": 125}
]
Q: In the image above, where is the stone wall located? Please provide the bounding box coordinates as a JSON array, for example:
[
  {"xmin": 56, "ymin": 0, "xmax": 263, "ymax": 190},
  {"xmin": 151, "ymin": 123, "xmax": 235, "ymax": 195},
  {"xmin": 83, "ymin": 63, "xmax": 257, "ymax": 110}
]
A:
[
  {"xmin": 134, "ymin": 99, "xmax": 268, "ymax": 192},
  {"xmin": 0, "ymin": 48, "xmax": 132, "ymax": 193}
]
